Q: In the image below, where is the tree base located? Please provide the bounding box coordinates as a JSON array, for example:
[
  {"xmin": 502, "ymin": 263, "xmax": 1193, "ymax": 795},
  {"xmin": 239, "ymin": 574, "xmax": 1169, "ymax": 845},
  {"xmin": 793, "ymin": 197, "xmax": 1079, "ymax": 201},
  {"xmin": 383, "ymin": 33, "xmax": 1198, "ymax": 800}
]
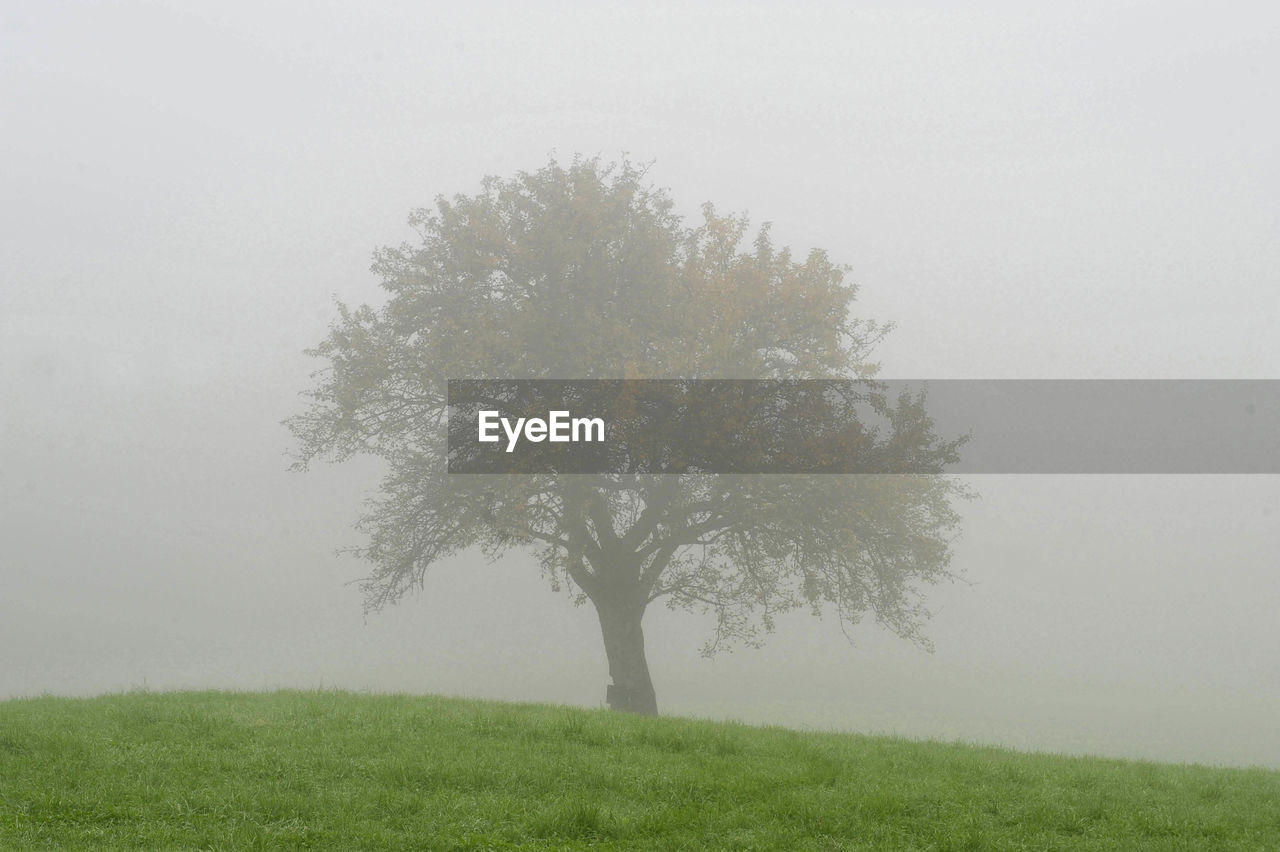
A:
[{"xmin": 606, "ymin": 683, "xmax": 658, "ymax": 715}]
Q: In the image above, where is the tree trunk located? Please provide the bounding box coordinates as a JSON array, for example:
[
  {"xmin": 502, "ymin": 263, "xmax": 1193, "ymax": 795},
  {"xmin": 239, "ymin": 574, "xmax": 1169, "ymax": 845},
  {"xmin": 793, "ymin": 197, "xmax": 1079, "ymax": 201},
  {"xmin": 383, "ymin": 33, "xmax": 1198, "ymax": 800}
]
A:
[{"xmin": 595, "ymin": 600, "xmax": 658, "ymax": 716}]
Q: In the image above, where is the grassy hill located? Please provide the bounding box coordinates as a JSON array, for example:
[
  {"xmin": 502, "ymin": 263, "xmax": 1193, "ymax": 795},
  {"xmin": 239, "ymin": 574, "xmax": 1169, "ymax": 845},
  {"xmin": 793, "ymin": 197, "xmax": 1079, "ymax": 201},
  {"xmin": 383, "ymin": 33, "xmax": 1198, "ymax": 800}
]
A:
[{"xmin": 1, "ymin": 691, "xmax": 1277, "ymax": 850}]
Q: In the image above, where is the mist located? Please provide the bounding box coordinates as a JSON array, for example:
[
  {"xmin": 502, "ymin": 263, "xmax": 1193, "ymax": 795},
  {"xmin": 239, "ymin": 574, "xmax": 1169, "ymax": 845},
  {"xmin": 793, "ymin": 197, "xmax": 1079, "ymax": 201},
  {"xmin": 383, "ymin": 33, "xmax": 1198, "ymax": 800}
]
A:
[{"xmin": 3, "ymin": 2, "xmax": 1278, "ymax": 769}]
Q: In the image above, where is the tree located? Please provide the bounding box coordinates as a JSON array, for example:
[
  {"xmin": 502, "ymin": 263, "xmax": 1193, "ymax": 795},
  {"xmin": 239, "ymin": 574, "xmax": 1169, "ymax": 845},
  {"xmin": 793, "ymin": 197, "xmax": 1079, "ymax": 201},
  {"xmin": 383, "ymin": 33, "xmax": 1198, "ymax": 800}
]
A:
[{"xmin": 287, "ymin": 156, "xmax": 966, "ymax": 715}]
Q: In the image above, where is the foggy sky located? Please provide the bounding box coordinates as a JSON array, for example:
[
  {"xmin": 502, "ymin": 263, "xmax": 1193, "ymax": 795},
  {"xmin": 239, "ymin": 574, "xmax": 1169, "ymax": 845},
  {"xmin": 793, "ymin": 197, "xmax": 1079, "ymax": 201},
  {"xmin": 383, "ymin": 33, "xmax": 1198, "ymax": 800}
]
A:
[{"xmin": 2, "ymin": 2, "xmax": 1278, "ymax": 768}]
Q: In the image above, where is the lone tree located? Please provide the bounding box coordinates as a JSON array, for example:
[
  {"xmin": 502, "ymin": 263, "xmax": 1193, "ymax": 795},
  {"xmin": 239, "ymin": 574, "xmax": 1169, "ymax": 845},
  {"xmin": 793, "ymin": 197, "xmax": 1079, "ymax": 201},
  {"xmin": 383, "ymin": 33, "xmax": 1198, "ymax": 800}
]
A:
[{"xmin": 288, "ymin": 157, "xmax": 965, "ymax": 715}]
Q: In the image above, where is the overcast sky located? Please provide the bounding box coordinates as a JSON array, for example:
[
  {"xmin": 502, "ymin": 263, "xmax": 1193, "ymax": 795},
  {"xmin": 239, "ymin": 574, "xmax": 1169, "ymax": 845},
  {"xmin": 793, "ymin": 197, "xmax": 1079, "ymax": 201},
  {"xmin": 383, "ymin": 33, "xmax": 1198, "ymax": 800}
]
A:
[{"xmin": 2, "ymin": 2, "xmax": 1278, "ymax": 768}]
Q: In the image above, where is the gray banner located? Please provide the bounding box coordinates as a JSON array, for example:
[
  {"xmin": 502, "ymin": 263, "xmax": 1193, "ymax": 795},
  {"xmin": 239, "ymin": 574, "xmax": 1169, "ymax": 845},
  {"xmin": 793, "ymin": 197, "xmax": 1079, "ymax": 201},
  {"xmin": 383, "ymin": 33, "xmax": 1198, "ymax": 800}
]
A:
[{"xmin": 447, "ymin": 380, "xmax": 1280, "ymax": 474}]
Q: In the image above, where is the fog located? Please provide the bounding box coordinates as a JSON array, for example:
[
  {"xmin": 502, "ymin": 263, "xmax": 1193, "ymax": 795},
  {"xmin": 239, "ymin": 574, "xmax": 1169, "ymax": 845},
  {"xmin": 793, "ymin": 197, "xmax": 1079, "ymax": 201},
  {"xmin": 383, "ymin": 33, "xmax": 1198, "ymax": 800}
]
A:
[{"xmin": 2, "ymin": 2, "xmax": 1278, "ymax": 768}]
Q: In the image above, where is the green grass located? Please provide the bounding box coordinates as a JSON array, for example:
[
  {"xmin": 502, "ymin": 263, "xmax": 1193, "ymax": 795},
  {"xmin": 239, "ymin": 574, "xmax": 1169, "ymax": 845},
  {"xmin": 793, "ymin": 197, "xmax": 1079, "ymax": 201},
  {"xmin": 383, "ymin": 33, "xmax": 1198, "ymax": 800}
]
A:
[{"xmin": 1, "ymin": 691, "xmax": 1277, "ymax": 850}]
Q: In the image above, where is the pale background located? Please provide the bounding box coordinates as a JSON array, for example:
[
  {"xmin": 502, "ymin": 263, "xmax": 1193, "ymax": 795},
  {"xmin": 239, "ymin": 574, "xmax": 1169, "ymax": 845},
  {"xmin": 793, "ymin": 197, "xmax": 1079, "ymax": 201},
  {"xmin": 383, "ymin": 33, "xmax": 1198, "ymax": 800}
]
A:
[{"xmin": 2, "ymin": 2, "xmax": 1278, "ymax": 767}]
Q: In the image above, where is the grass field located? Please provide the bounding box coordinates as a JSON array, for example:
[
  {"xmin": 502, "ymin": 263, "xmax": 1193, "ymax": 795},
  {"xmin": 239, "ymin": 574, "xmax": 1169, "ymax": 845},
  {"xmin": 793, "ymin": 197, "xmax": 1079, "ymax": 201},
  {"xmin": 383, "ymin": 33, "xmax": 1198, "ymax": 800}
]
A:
[{"xmin": 1, "ymin": 690, "xmax": 1277, "ymax": 850}]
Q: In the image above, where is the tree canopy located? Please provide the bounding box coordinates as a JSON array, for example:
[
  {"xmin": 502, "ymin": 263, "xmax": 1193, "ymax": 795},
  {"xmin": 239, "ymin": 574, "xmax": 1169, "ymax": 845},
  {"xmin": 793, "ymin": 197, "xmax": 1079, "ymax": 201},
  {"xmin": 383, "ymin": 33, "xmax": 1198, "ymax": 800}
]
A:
[{"xmin": 288, "ymin": 156, "xmax": 966, "ymax": 714}]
